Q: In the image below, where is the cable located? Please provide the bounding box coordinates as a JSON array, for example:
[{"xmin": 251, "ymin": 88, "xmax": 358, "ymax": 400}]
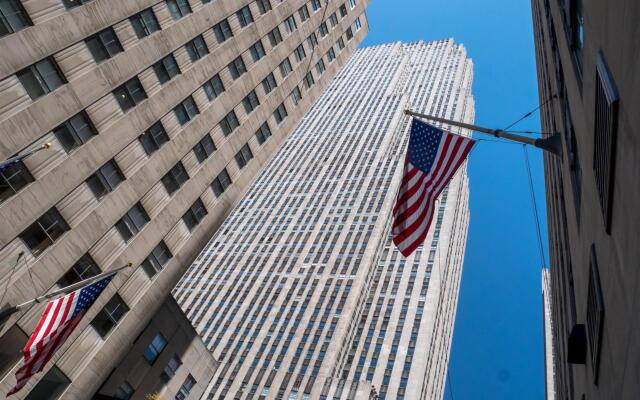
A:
[
  {"xmin": 523, "ymin": 145, "xmax": 547, "ymax": 268},
  {"xmin": 502, "ymin": 94, "xmax": 557, "ymax": 132}
]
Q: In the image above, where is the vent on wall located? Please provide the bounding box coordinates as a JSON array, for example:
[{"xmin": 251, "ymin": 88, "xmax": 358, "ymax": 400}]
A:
[{"xmin": 586, "ymin": 245, "xmax": 605, "ymax": 384}]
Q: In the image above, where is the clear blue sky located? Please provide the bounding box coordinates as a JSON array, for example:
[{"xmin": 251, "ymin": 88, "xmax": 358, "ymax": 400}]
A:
[{"xmin": 361, "ymin": 1, "xmax": 548, "ymax": 399}]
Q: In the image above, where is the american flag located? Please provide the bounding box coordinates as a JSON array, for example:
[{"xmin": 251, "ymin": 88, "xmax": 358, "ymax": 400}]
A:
[
  {"xmin": 8, "ymin": 275, "xmax": 114, "ymax": 396},
  {"xmin": 392, "ymin": 118, "xmax": 475, "ymax": 256}
]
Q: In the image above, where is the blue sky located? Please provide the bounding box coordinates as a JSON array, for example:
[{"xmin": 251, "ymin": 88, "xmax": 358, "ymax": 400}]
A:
[{"xmin": 361, "ymin": 1, "xmax": 548, "ymax": 399}]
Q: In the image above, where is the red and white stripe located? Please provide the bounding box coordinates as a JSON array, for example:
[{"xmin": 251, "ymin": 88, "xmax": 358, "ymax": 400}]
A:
[{"xmin": 392, "ymin": 132, "xmax": 474, "ymax": 256}]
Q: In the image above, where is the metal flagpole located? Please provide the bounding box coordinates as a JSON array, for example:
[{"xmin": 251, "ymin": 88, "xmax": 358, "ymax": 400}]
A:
[
  {"xmin": 0, "ymin": 142, "xmax": 52, "ymax": 171},
  {"xmin": 404, "ymin": 110, "xmax": 563, "ymax": 156},
  {"xmin": 0, "ymin": 263, "xmax": 132, "ymax": 322}
]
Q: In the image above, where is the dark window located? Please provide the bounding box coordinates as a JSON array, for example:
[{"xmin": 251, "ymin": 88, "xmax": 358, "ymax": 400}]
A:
[
  {"xmin": 255, "ymin": 122, "xmax": 271, "ymax": 145},
  {"xmin": 114, "ymin": 381, "xmax": 134, "ymax": 400},
  {"xmin": 279, "ymin": 57, "xmax": 292, "ymax": 77},
  {"xmin": 160, "ymin": 355, "xmax": 182, "ymax": 382},
  {"xmin": 143, "ymin": 333, "xmax": 168, "ymax": 364},
  {"xmin": 193, "ymin": 134, "xmax": 216, "ymax": 163},
  {"xmin": 211, "ymin": 169, "xmax": 231, "ymax": 197},
  {"xmin": 113, "ymin": 77, "xmax": 147, "ymax": 111},
  {"xmin": 182, "ymin": 198, "xmax": 207, "ymax": 231},
  {"xmin": 57, "ymin": 254, "xmax": 100, "ymax": 287},
  {"xmin": 86, "ymin": 159, "xmax": 125, "ymax": 199},
  {"xmin": 303, "ymin": 72, "xmax": 314, "ymax": 90},
  {"xmin": 268, "ymin": 27, "xmax": 282, "ymax": 47},
  {"xmin": 19, "ymin": 208, "xmax": 69, "ymax": 256},
  {"xmin": 0, "ymin": 0, "xmax": 31, "ymax": 37},
  {"xmin": 91, "ymin": 294, "xmax": 129, "ymax": 338},
  {"xmin": 262, "ymin": 73, "xmax": 277, "ymax": 94},
  {"xmin": 294, "ymin": 44, "xmax": 306, "ymax": 62},
  {"xmin": 130, "ymin": 8, "xmax": 160, "ymax": 39},
  {"xmin": 220, "ymin": 110, "xmax": 239, "ymax": 136},
  {"xmin": 141, "ymin": 241, "xmax": 172, "ymax": 277},
  {"xmin": 290, "ymin": 86, "xmax": 302, "ymax": 105},
  {"xmin": 236, "ymin": 5, "xmax": 253, "ymax": 27},
  {"xmin": 284, "ymin": 15, "xmax": 297, "ymax": 33},
  {"xmin": 52, "ymin": 111, "xmax": 96, "ymax": 153},
  {"xmin": 153, "ymin": 54, "xmax": 180, "ymax": 84},
  {"xmin": 311, "ymin": 0, "xmax": 321, "ymax": 11},
  {"xmin": 174, "ymin": 96, "xmax": 199, "ymax": 125},
  {"xmin": 316, "ymin": 59, "xmax": 326, "ymax": 75},
  {"xmin": 228, "ymin": 56, "xmax": 246, "ymax": 79},
  {"xmin": 61, "ymin": 0, "xmax": 93, "ymax": 9},
  {"xmin": 355, "ymin": 16, "xmax": 362, "ymax": 30},
  {"xmin": 235, "ymin": 144, "xmax": 253, "ymax": 169},
  {"xmin": 85, "ymin": 28, "xmax": 122, "ymax": 63},
  {"xmin": 185, "ymin": 35, "xmax": 209, "ymax": 62},
  {"xmin": 256, "ymin": 0, "xmax": 271, "ymax": 14},
  {"xmin": 339, "ymin": 4, "xmax": 348, "ymax": 17},
  {"xmin": 273, "ymin": 103, "xmax": 287, "ymax": 124},
  {"xmin": 249, "ymin": 40, "xmax": 266, "ymax": 62},
  {"xmin": 203, "ymin": 74, "xmax": 224, "ymax": 101},
  {"xmin": 167, "ymin": 0, "xmax": 191, "ymax": 20},
  {"xmin": 586, "ymin": 246, "xmax": 604, "ymax": 383},
  {"xmin": 242, "ymin": 90, "xmax": 260, "ymax": 114},
  {"xmin": 176, "ymin": 375, "xmax": 196, "ymax": 400},
  {"xmin": 161, "ymin": 162, "xmax": 189, "ymax": 195},
  {"xmin": 115, "ymin": 202, "xmax": 149, "ymax": 242},
  {"xmin": 337, "ymin": 37, "xmax": 345, "ymax": 50},
  {"xmin": 319, "ymin": 22, "xmax": 329, "ymax": 37},
  {"xmin": 16, "ymin": 57, "xmax": 66, "ymax": 100},
  {"xmin": 298, "ymin": 5, "xmax": 310, "ymax": 22},
  {"xmin": 307, "ymin": 33, "xmax": 318, "ymax": 49},
  {"xmin": 593, "ymin": 54, "xmax": 619, "ymax": 233},
  {"xmin": 139, "ymin": 121, "xmax": 169, "ymax": 155},
  {"xmin": 329, "ymin": 12, "xmax": 338, "ymax": 27},
  {"xmin": 327, "ymin": 47, "xmax": 336, "ymax": 62},
  {"xmin": 213, "ymin": 19, "xmax": 233, "ymax": 43},
  {"xmin": 345, "ymin": 26, "xmax": 353, "ymax": 40},
  {"xmin": 0, "ymin": 156, "xmax": 33, "ymax": 203},
  {"xmin": 24, "ymin": 366, "xmax": 70, "ymax": 400}
]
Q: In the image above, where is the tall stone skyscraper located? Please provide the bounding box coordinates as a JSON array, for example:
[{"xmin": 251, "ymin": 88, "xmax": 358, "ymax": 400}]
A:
[
  {"xmin": 174, "ymin": 39, "xmax": 474, "ymax": 400},
  {"xmin": 0, "ymin": 0, "xmax": 369, "ymax": 398}
]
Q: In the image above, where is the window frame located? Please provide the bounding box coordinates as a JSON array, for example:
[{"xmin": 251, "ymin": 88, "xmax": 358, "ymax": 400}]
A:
[
  {"xmin": 213, "ymin": 19, "xmax": 233, "ymax": 43},
  {"xmin": 153, "ymin": 54, "xmax": 181, "ymax": 84},
  {"xmin": 228, "ymin": 56, "xmax": 247, "ymax": 79},
  {"xmin": 53, "ymin": 111, "xmax": 97, "ymax": 153},
  {"xmin": 139, "ymin": 121, "xmax": 169, "ymax": 155},
  {"xmin": 236, "ymin": 5, "xmax": 254, "ymax": 27},
  {"xmin": 185, "ymin": 35, "xmax": 209, "ymax": 63},
  {"xmin": 167, "ymin": 0, "xmax": 191, "ymax": 20},
  {"xmin": 16, "ymin": 57, "xmax": 66, "ymax": 100},
  {"xmin": 113, "ymin": 77, "xmax": 147, "ymax": 112},
  {"xmin": 211, "ymin": 169, "xmax": 231, "ymax": 197},
  {"xmin": 85, "ymin": 27, "xmax": 123, "ymax": 63},
  {"xmin": 130, "ymin": 8, "xmax": 160, "ymax": 39},
  {"xmin": 0, "ymin": 0, "xmax": 32, "ymax": 37},
  {"xmin": 161, "ymin": 162, "xmax": 189, "ymax": 195},
  {"xmin": 91, "ymin": 293, "xmax": 129, "ymax": 338}
]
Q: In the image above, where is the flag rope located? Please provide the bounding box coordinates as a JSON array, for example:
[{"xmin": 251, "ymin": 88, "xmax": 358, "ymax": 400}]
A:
[
  {"xmin": 523, "ymin": 145, "xmax": 547, "ymax": 268},
  {"xmin": 502, "ymin": 94, "xmax": 557, "ymax": 132}
]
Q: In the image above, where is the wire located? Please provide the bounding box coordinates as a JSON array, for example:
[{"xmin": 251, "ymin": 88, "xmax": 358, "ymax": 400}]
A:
[
  {"xmin": 502, "ymin": 94, "xmax": 557, "ymax": 132},
  {"xmin": 523, "ymin": 145, "xmax": 547, "ymax": 268}
]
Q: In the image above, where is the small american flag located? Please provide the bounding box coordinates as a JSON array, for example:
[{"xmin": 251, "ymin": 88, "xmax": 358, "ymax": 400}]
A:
[
  {"xmin": 8, "ymin": 275, "xmax": 114, "ymax": 396},
  {"xmin": 392, "ymin": 118, "xmax": 475, "ymax": 256}
]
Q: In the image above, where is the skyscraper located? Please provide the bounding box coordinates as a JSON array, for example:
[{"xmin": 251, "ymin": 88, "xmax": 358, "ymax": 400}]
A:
[
  {"xmin": 0, "ymin": 0, "xmax": 369, "ymax": 397},
  {"xmin": 542, "ymin": 269, "xmax": 556, "ymax": 400},
  {"xmin": 174, "ymin": 39, "xmax": 475, "ymax": 400}
]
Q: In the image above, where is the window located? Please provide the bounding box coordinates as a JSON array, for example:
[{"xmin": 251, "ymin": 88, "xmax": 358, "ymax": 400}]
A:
[
  {"xmin": 24, "ymin": 366, "xmax": 70, "ymax": 400},
  {"xmin": 268, "ymin": 27, "xmax": 282, "ymax": 47},
  {"xmin": 593, "ymin": 53, "xmax": 619, "ymax": 233},
  {"xmin": 242, "ymin": 90, "xmax": 260, "ymax": 114},
  {"xmin": 85, "ymin": 28, "xmax": 122, "ymax": 63},
  {"xmin": 141, "ymin": 241, "xmax": 172, "ymax": 277},
  {"xmin": 587, "ymin": 246, "xmax": 604, "ymax": 383},
  {"xmin": 16, "ymin": 57, "xmax": 65, "ymax": 100},
  {"xmin": 174, "ymin": 96, "xmax": 199, "ymax": 125},
  {"xmin": 211, "ymin": 169, "xmax": 231, "ymax": 197},
  {"xmin": 18, "ymin": 208, "xmax": 68, "ymax": 255},
  {"xmin": 337, "ymin": 37, "xmax": 345, "ymax": 50},
  {"xmin": 161, "ymin": 162, "xmax": 189, "ymax": 195},
  {"xmin": 167, "ymin": 0, "xmax": 191, "ymax": 20},
  {"xmin": 220, "ymin": 110, "xmax": 239, "ymax": 136},
  {"xmin": 176, "ymin": 375, "xmax": 196, "ymax": 400},
  {"xmin": 329, "ymin": 12, "xmax": 338, "ymax": 27},
  {"xmin": 61, "ymin": 0, "xmax": 93, "ymax": 8},
  {"xmin": 213, "ymin": 19, "xmax": 233, "ymax": 43},
  {"xmin": 161, "ymin": 355, "xmax": 182, "ymax": 382},
  {"xmin": 345, "ymin": 26, "xmax": 353, "ymax": 40},
  {"xmin": 86, "ymin": 159, "xmax": 125, "ymax": 200},
  {"xmin": 298, "ymin": 5, "xmax": 310, "ymax": 22},
  {"xmin": 290, "ymin": 86, "xmax": 302, "ymax": 105},
  {"xmin": 185, "ymin": 35, "xmax": 208, "ymax": 62},
  {"xmin": 355, "ymin": 16, "xmax": 362, "ymax": 30},
  {"xmin": 326, "ymin": 47, "xmax": 336, "ymax": 62},
  {"xmin": 139, "ymin": 121, "xmax": 169, "ymax": 155},
  {"xmin": 319, "ymin": 22, "xmax": 328, "ymax": 37},
  {"xmin": 316, "ymin": 59, "xmax": 326, "ymax": 75},
  {"xmin": 153, "ymin": 54, "xmax": 180, "ymax": 84},
  {"xmin": 203, "ymin": 74, "xmax": 225, "ymax": 101},
  {"xmin": 284, "ymin": 15, "xmax": 297, "ymax": 33},
  {"xmin": 349, "ymin": 0, "xmax": 356, "ymax": 8},
  {"xmin": 294, "ymin": 44, "xmax": 306, "ymax": 62},
  {"xmin": 255, "ymin": 122, "xmax": 271, "ymax": 144},
  {"xmin": 113, "ymin": 77, "xmax": 147, "ymax": 112},
  {"xmin": 114, "ymin": 381, "xmax": 134, "ymax": 400},
  {"xmin": 57, "ymin": 254, "xmax": 100, "ymax": 287},
  {"xmin": 0, "ymin": 156, "xmax": 33, "ymax": 203},
  {"xmin": 143, "ymin": 333, "xmax": 168, "ymax": 364},
  {"xmin": 0, "ymin": 0, "xmax": 32, "ymax": 37},
  {"xmin": 183, "ymin": 198, "xmax": 207, "ymax": 231},
  {"xmin": 339, "ymin": 4, "xmax": 348, "ymax": 17},
  {"xmin": 130, "ymin": 8, "xmax": 159, "ymax": 39},
  {"xmin": 569, "ymin": 0, "xmax": 584, "ymax": 76},
  {"xmin": 115, "ymin": 202, "xmax": 149, "ymax": 242},
  {"xmin": 311, "ymin": 0, "xmax": 322, "ymax": 11},
  {"xmin": 273, "ymin": 103, "xmax": 287, "ymax": 124},
  {"xmin": 307, "ymin": 33, "xmax": 318, "ymax": 49},
  {"xmin": 249, "ymin": 40, "xmax": 266, "ymax": 62},
  {"xmin": 228, "ymin": 56, "xmax": 246, "ymax": 79},
  {"xmin": 256, "ymin": 0, "xmax": 271, "ymax": 14},
  {"xmin": 53, "ymin": 111, "xmax": 96, "ymax": 153},
  {"xmin": 303, "ymin": 72, "xmax": 314, "ymax": 90},
  {"xmin": 279, "ymin": 57, "xmax": 292, "ymax": 77},
  {"xmin": 91, "ymin": 294, "xmax": 129, "ymax": 338},
  {"xmin": 262, "ymin": 73, "xmax": 277, "ymax": 94},
  {"xmin": 235, "ymin": 144, "xmax": 253, "ymax": 169},
  {"xmin": 193, "ymin": 134, "xmax": 216, "ymax": 163},
  {"xmin": 236, "ymin": 5, "xmax": 253, "ymax": 27}
]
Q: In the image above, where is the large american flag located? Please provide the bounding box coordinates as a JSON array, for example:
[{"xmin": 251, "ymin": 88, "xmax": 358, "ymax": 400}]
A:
[
  {"xmin": 392, "ymin": 118, "xmax": 475, "ymax": 256},
  {"xmin": 8, "ymin": 275, "xmax": 114, "ymax": 396}
]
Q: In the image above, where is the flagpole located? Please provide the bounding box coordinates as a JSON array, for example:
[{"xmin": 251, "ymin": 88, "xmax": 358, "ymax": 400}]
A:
[
  {"xmin": 403, "ymin": 110, "xmax": 563, "ymax": 156},
  {"xmin": 0, "ymin": 263, "xmax": 132, "ymax": 322},
  {"xmin": 0, "ymin": 142, "xmax": 52, "ymax": 170}
]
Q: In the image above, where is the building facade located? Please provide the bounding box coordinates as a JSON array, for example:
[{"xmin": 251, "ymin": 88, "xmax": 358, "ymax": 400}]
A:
[
  {"xmin": 0, "ymin": 0, "xmax": 369, "ymax": 398},
  {"xmin": 542, "ymin": 268, "xmax": 556, "ymax": 400},
  {"xmin": 531, "ymin": 0, "xmax": 640, "ymax": 399},
  {"xmin": 173, "ymin": 40, "xmax": 475, "ymax": 400}
]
